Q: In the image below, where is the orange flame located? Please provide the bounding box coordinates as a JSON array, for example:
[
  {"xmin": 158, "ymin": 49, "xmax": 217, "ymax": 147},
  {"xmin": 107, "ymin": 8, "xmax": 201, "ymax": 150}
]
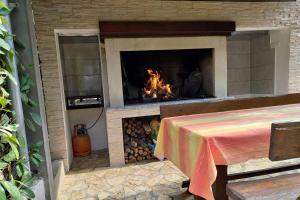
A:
[{"xmin": 143, "ymin": 69, "xmax": 172, "ymax": 99}]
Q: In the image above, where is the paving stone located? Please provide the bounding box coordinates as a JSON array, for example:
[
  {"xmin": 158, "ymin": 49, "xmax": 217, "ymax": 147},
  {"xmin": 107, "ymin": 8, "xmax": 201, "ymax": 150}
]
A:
[
  {"xmin": 97, "ymin": 191, "xmax": 111, "ymax": 200},
  {"xmin": 106, "ymin": 175, "xmax": 127, "ymax": 186},
  {"xmin": 59, "ymin": 161, "xmax": 188, "ymax": 200},
  {"xmin": 71, "ymin": 190, "xmax": 87, "ymax": 199},
  {"xmin": 60, "ymin": 158, "xmax": 300, "ymax": 199}
]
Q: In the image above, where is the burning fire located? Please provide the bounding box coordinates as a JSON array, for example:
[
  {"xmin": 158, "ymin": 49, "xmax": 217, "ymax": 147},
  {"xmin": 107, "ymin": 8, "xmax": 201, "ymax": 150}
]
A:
[{"xmin": 143, "ymin": 69, "xmax": 173, "ymax": 99}]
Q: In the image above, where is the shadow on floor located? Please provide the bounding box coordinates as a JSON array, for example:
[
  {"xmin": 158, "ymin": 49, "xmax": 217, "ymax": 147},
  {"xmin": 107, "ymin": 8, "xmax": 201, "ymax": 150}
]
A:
[{"xmin": 70, "ymin": 149, "xmax": 109, "ymax": 173}]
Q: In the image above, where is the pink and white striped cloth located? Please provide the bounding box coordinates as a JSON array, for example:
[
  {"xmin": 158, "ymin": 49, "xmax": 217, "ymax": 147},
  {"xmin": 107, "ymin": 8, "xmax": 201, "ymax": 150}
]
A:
[{"xmin": 154, "ymin": 103, "xmax": 300, "ymax": 200}]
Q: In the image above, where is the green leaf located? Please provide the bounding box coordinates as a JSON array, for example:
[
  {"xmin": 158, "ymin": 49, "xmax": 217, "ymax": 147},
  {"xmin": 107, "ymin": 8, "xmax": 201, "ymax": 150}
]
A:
[
  {"xmin": 18, "ymin": 137, "xmax": 26, "ymax": 150},
  {"xmin": 32, "ymin": 153, "xmax": 43, "ymax": 161},
  {"xmin": 13, "ymin": 38, "xmax": 25, "ymax": 51},
  {"xmin": 30, "ymin": 156, "xmax": 40, "ymax": 167},
  {"xmin": 7, "ymin": 139, "xmax": 19, "ymax": 159},
  {"xmin": 3, "ymin": 150, "xmax": 15, "ymax": 162},
  {"xmin": 0, "ymin": 2, "xmax": 11, "ymax": 16},
  {"xmin": 0, "ymin": 96, "xmax": 10, "ymax": 109},
  {"xmin": 0, "ymin": 144, "xmax": 4, "ymax": 151},
  {"xmin": 20, "ymin": 92, "xmax": 29, "ymax": 104},
  {"xmin": 0, "ymin": 38, "xmax": 10, "ymax": 52},
  {"xmin": 20, "ymin": 73, "xmax": 34, "ymax": 93},
  {"xmin": 20, "ymin": 187, "xmax": 35, "ymax": 199},
  {"xmin": 0, "ymin": 16, "xmax": 9, "ymax": 26},
  {"xmin": 35, "ymin": 141, "xmax": 43, "ymax": 147},
  {"xmin": 0, "ymin": 87, "xmax": 9, "ymax": 97},
  {"xmin": 30, "ymin": 112, "xmax": 42, "ymax": 126},
  {"xmin": 0, "ymin": 181, "xmax": 21, "ymax": 200},
  {"xmin": 0, "ymin": 77, "xmax": 4, "ymax": 85},
  {"xmin": 0, "ymin": 69, "xmax": 16, "ymax": 85},
  {"xmin": 0, "ymin": 161, "xmax": 7, "ymax": 170},
  {"xmin": 0, "ymin": 24, "xmax": 6, "ymax": 33},
  {"xmin": 0, "ymin": 124, "xmax": 18, "ymax": 133},
  {"xmin": 0, "ymin": 185, "xmax": 6, "ymax": 200},
  {"xmin": 16, "ymin": 163, "xmax": 23, "ymax": 177},
  {"xmin": 25, "ymin": 118, "xmax": 35, "ymax": 132},
  {"xmin": 0, "ymin": 127, "xmax": 12, "ymax": 136},
  {"xmin": 28, "ymin": 98, "xmax": 37, "ymax": 107},
  {"xmin": 0, "ymin": 114, "xmax": 10, "ymax": 126},
  {"xmin": 20, "ymin": 171, "xmax": 32, "ymax": 186},
  {"xmin": 0, "ymin": 2, "xmax": 8, "ymax": 8}
]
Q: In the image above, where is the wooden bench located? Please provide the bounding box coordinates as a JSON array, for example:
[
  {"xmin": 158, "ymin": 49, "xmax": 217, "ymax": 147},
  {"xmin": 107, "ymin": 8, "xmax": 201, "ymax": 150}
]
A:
[
  {"xmin": 226, "ymin": 122, "xmax": 300, "ymax": 200},
  {"xmin": 160, "ymin": 93, "xmax": 300, "ymax": 200}
]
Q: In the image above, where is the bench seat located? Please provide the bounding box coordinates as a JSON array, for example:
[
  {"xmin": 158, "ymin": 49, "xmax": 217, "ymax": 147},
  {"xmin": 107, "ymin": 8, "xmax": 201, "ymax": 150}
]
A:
[{"xmin": 227, "ymin": 173, "xmax": 300, "ymax": 200}]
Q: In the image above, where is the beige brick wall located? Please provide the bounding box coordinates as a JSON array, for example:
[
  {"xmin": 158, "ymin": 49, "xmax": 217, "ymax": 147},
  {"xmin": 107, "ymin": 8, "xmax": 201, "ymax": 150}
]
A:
[{"xmin": 31, "ymin": 0, "xmax": 300, "ymax": 168}]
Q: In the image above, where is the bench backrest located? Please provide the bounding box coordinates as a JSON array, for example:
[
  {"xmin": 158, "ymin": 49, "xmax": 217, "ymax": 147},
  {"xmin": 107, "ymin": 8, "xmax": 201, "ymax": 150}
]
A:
[
  {"xmin": 269, "ymin": 122, "xmax": 300, "ymax": 161},
  {"xmin": 160, "ymin": 93, "xmax": 300, "ymax": 119}
]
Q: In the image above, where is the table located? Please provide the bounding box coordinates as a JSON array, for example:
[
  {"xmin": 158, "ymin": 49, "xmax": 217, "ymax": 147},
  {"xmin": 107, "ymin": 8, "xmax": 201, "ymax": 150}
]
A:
[{"xmin": 154, "ymin": 103, "xmax": 300, "ymax": 200}]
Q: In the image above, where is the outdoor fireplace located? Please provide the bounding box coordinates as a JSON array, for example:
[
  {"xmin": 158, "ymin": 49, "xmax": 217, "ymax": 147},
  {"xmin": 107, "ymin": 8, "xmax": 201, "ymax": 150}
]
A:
[
  {"xmin": 100, "ymin": 21, "xmax": 289, "ymax": 167},
  {"xmin": 121, "ymin": 49, "xmax": 214, "ymax": 105},
  {"xmin": 104, "ymin": 36, "xmax": 228, "ymax": 166},
  {"xmin": 103, "ymin": 30, "xmax": 229, "ymax": 166}
]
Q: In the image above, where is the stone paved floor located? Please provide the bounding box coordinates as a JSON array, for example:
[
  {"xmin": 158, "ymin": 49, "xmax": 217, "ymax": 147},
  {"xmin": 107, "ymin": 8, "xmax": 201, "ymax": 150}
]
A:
[
  {"xmin": 60, "ymin": 156, "xmax": 300, "ymax": 200},
  {"xmin": 70, "ymin": 150, "xmax": 109, "ymax": 172},
  {"xmin": 60, "ymin": 160, "xmax": 189, "ymax": 200}
]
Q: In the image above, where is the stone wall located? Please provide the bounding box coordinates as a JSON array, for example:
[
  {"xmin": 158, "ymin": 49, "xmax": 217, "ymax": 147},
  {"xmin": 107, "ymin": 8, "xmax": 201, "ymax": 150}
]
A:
[{"xmin": 31, "ymin": 0, "xmax": 300, "ymax": 169}]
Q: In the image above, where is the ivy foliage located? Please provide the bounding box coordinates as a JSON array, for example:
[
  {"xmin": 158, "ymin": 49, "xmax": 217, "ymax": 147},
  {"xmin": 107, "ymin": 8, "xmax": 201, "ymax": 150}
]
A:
[{"xmin": 0, "ymin": 2, "xmax": 44, "ymax": 200}]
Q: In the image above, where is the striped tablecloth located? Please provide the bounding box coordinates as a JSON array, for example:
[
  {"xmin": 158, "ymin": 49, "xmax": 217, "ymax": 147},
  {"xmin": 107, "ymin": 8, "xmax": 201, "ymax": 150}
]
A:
[{"xmin": 154, "ymin": 103, "xmax": 300, "ymax": 200}]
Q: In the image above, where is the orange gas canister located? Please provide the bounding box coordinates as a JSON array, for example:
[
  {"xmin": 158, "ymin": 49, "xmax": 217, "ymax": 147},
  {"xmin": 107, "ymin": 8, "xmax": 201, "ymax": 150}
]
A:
[{"xmin": 72, "ymin": 124, "xmax": 91, "ymax": 157}]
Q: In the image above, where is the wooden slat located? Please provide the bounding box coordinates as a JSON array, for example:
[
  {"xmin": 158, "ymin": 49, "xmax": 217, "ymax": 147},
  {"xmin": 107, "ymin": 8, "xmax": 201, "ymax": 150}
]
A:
[
  {"xmin": 182, "ymin": 163, "xmax": 300, "ymax": 187},
  {"xmin": 165, "ymin": 0, "xmax": 296, "ymax": 2},
  {"xmin": 269, "ymin": 122, "xmax": 300, "ymax": 161},
  {"xmin": 228, "ymin": 163, "xmax": 300, "ymax": 180},
  {"xmin": 99, "ymin": 21, "xmax": 235, "ymax": 40},
  {"xmin": 227, "ymin": 173, "xmax": 300, "ymax": 200},
  {"xmin": 160, "ymin": 93, "xmax": 300, "ymax": 119}
]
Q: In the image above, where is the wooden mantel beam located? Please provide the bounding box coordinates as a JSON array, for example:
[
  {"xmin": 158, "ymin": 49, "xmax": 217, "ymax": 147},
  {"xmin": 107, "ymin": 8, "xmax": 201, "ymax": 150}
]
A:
[
  {"xmin": 99, "ymin": 21, "xmax": 236, "ymax": 40},
  {"xmin": 164, "ymin": 0, "xmax": 295, "ymax": 1}
]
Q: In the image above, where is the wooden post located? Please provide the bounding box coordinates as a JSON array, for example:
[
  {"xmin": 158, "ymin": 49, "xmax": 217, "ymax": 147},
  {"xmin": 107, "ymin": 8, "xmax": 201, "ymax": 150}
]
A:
[{"xmin": 215, "ymin": 165, "xmax": 229, "ymax": 200}]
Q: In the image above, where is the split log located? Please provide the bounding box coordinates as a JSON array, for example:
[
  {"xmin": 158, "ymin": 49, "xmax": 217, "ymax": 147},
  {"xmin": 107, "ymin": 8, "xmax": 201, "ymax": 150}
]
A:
[{"xmin": 123, "ymin": 118, "xmax": 159, "ymax": 164}]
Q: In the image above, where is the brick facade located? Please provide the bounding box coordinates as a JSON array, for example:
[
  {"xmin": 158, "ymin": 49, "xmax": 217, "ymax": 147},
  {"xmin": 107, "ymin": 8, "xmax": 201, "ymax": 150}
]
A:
[{"xmin": 31, "ymin": 0, "xmax": 300, "ymax": 169}]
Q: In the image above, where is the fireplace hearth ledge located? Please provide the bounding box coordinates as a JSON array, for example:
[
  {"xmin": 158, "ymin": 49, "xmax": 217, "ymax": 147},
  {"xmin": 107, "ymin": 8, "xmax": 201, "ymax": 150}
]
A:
[{"xmin": 105, "ymin": 96, "xmax": 235, "ymax": 167}]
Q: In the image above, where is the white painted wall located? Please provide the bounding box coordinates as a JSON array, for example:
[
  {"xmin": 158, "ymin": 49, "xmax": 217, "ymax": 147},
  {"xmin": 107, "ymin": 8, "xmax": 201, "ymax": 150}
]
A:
[
  {"xmin": 270, "ymin": 29, "xmax": 290, "ymax": 95},
  {"xmin": 251, "ymin": 34, "xmax": 275, "ymax": 94},
  {"xmin": 67, "ymin": 108, "xmax": 107, "ymax": 151},
  {"xmin": 227, "ymin": 31, "xmax": 278, "ymax": 96}
]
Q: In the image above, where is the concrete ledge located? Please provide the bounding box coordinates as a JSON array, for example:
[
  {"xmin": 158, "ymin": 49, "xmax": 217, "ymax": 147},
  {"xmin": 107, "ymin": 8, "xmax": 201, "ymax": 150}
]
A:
[
  {"xmin": 30, "ymin": 178, "xmax": 46, "ymax": 200},
  {"xmin": 52, "ymin": 159, "xmax": 65, "ymax": 200},
  {"xmin": 105, "ymin": 97, "xmax": 234, "ymax": 167}
]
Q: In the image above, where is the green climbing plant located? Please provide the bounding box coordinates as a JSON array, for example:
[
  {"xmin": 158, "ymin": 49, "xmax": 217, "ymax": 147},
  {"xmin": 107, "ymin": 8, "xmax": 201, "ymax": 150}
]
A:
[{"xmin": 0, "ymin": 2, "xmax": 44, "ymax": 199}]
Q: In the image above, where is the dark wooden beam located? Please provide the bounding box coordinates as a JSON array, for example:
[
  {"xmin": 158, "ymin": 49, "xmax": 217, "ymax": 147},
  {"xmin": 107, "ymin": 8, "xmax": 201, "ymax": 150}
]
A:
[
  {"xmin": 99, "ymin": 21, "xmax": 235, "ymax": 40},
  {"xmin": 160, "ymin": 93, "xmax": 300, "ymax": 119},
  {"xmin": 163, "ymin": 0, "xmax": 295, "ymax": 1}
]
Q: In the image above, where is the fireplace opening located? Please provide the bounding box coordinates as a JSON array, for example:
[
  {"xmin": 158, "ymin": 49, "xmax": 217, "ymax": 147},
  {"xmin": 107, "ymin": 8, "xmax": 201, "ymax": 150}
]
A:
[
  {"xmin": 121, "ymin": 49, "xmax": 214, "ymax": 105},
  {"xmin": 122, "ymin": 116, "xmax": 160, "ymax": 164}
]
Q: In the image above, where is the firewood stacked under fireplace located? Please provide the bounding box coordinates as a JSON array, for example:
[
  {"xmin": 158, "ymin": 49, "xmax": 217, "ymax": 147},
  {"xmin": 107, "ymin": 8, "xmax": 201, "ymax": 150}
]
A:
[{"xmin": 123, "ymin": 118, "xmax": 155, "ymax": 163}]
